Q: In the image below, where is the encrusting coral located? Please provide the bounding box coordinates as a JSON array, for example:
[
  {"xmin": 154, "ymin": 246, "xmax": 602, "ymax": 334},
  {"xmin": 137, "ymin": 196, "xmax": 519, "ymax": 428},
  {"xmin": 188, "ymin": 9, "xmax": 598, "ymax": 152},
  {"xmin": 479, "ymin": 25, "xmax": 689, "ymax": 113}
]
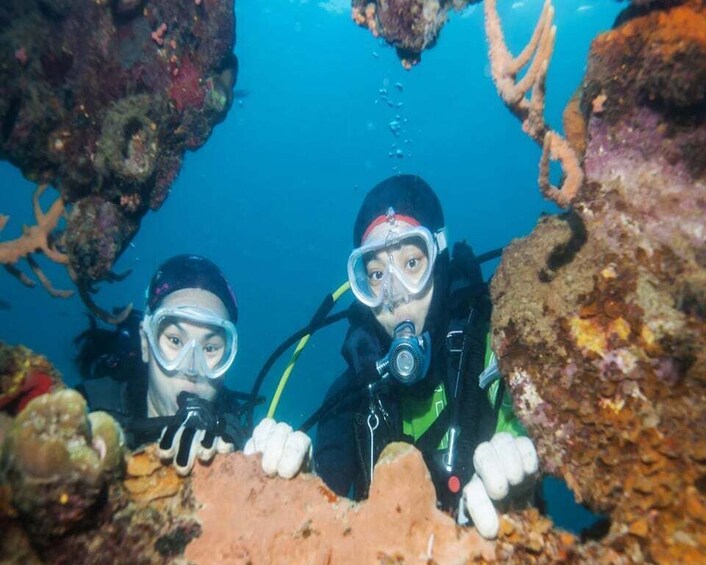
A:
[
  {"xmin": 2, "ymin": 389, "xmax": 125, "ymax": 538},
  {"xmin": 490, "ymin": 0, "xmax": 706, "ymax": 562},
  {"xmin": 0, "ymin": 0, "xmax": 238, "ymax": 322},
  {"xmin": 351, "ymin": 0, "xmax": 479, "ymax": 68},
  {"xmin": 185, "ymin": 443, "xmax": 496, "ymax": 564},
  {"xmin": 1, "ymin": 380, "xmax": 201, "ymax": 563},
  {"xmin": 0, "ymin": 341, "xmax": 63, "ymax": 417}
]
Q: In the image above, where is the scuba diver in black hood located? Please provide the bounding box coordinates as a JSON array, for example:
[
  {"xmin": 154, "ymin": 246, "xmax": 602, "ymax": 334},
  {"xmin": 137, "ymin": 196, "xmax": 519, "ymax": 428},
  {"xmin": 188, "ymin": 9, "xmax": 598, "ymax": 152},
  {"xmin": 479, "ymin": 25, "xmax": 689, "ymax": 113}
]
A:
[
  {"xmin": 76, "ymin": 253, "xmax": 311, "ymax": 480},
  {"xmin": 76, "ymin": 255, "xmax": 250, "ymax": 475},
  {"xmin": 310, "ymin": 174, "xmax": 539, "ymax": 539}
]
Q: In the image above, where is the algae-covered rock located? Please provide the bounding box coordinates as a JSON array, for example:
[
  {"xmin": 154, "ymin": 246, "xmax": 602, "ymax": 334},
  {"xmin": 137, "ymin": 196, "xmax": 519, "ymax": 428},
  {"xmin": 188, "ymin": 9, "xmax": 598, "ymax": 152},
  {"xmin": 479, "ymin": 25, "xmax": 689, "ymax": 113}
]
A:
[
  {"xmin": 2, "ymin": 389, "xmax": 126, "ymax": 537},
  {"xmin": 491, "ymin": 1, "xmax": 706, "ymax": 561}
]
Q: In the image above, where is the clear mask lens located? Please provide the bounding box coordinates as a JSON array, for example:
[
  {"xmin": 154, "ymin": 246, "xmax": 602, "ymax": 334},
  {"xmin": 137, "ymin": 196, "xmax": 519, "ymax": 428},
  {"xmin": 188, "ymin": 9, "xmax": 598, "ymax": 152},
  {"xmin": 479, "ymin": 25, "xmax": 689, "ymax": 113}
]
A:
[
  {"xmin": 348, "ymin": 226, "xmax": 443, "ymax": 309},
  {"xmin": 144, "ymin": 306, "xmax": 237, "ymax": 380}
]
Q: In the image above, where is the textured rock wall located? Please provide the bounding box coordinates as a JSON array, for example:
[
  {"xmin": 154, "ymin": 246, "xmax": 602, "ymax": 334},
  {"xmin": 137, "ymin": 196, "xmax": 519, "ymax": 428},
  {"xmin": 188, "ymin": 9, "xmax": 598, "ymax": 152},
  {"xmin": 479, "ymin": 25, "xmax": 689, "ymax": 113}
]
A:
[
  {"xmin": 0, "ymin": 0, "xmax": 236, "ymax": 284},
  {"xmin": 491, "ymin": 1, "xmax": 706, "ymax": 562}
]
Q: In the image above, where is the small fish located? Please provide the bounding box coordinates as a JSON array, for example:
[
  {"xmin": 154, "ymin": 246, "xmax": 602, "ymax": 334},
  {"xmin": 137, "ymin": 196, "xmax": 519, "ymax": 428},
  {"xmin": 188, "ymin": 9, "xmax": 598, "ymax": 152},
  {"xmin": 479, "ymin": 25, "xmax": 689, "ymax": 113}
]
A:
[
  {"xmin": 0, "ymin": 299, "xmax": 11, "ymax": 311},
  {"xmin": 233, "ymin": 89, "xmax": 250, "ymax": 100}
]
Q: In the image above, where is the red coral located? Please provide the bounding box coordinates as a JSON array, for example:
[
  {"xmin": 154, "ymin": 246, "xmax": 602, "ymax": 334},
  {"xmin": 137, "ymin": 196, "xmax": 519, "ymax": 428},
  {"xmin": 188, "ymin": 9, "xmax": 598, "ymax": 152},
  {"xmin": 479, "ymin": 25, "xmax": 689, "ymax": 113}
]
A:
[
  {"xmin": 14, "ymin": 371, "xmax": 55, "ymax": 414},
  {"xmin": 169, "ymin": 58, "xmax": 206, "ymax": 112},
  {"xmin": 0, "ymin": 343, "xmax": 63, "ymax": 416}
]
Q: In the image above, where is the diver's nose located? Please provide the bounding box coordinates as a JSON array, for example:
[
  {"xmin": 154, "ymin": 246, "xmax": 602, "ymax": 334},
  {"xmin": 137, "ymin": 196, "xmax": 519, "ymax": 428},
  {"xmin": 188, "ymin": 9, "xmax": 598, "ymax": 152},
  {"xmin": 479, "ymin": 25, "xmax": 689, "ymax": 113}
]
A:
[
  {"xmin": 182, "ymin": 348, "xmax": 199, "ymax": 377},
  {"xmin": 385, "ymin": 274, "xmax": 408, "ymax": 304}
]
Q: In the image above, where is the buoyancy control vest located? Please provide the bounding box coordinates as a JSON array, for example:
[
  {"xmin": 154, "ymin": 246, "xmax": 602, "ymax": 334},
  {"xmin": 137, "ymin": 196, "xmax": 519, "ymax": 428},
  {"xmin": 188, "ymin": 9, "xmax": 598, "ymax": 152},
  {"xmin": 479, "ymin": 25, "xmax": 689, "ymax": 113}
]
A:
[{"xmin": 348, "ymin": 241, "xmax": 519, "ymax": 510}]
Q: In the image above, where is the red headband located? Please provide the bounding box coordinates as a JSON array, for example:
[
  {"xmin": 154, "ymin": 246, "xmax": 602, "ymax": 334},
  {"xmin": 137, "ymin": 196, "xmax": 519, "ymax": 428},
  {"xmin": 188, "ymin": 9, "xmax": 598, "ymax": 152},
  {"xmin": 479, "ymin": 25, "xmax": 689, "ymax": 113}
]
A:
[{"xmin": 361, "ymin": 214, "xmax": 420, "ymax": 243}]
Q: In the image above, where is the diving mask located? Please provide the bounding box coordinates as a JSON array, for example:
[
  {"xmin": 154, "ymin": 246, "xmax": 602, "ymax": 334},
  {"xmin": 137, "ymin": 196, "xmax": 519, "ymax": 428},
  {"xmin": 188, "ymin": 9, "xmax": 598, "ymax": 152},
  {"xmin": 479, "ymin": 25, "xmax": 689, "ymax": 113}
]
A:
[
  {"xmin": 143, "ymin": 306, "xmax": 238, "ymax": 380},
  {"xmin": 347, "ymin": 225, "xmax": 447, "ymax": 309}
]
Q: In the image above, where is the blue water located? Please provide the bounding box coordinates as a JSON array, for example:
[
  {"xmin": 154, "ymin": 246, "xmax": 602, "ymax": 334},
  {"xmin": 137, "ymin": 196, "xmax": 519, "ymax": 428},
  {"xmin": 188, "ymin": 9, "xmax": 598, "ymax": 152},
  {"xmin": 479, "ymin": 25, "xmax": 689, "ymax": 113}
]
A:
[{"xmin": 1, "ymin": 0, "xmax": 620, "ymax": 534}]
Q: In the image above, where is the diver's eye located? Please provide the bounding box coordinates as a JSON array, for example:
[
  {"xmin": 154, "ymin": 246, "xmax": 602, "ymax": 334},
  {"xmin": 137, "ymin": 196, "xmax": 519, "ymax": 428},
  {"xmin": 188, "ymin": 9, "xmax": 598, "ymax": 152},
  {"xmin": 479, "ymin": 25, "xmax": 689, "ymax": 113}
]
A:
[
  {"xmin": 167, "ymin": 335, "xmax": 182, "ymax": 347},
  {"xmin": 203, "ymin": 343, "xmax": 220, "ymax": 354},
  {"xmin": 407, "ymin": 257, "xmax": 419, "ymax": 269},
  {"xmin": 368, "ymin": 270, "xmax": 384, "ymax": 283}
]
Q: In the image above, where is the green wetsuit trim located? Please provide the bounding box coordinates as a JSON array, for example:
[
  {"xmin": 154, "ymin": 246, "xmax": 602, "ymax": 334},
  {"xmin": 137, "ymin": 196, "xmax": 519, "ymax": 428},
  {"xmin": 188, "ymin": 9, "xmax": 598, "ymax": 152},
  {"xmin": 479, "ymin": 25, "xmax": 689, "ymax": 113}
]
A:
[
  {"xmin": 402, "ymin": 383, "xmax": 449, "ymax": 449},
  {"xmin": 401, "ymin": 333, "xmax": 526, "ymax": 449}
]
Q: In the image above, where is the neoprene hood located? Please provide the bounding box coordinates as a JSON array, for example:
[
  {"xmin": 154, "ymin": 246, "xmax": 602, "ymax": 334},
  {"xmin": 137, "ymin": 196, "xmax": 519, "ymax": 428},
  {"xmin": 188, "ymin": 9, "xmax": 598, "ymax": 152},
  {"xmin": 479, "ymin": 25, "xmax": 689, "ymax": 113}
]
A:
[
  {"xmin": 353, "ymin": 174, "xmax": 445, "ymax": 246},
  {"xmin": 146, "ymin": 255, "xmax": 238, "ymax": 323}
]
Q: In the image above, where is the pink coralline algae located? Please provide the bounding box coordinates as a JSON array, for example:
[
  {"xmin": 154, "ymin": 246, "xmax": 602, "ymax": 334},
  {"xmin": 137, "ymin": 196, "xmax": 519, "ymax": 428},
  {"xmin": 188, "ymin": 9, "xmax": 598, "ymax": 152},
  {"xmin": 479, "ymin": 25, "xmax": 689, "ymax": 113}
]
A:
[
  {"xmin": 0, "ymin": 0, "xmax": 237, "ymax": 321},
  {"xmin": 186, "ymin": 444, "xmax": 496, "ymax": 564},
  {"xmin": 169, "ymin": 58, "xmax": 208, "ymax": 114}
]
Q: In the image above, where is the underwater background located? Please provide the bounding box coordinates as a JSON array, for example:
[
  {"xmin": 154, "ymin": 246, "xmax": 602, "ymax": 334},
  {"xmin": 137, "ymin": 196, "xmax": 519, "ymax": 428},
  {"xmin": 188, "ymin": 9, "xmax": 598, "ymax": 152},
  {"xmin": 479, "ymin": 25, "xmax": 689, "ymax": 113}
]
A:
[{"xmin": 1, "ymin": 0, "xmax": 623, "ymax": 534}]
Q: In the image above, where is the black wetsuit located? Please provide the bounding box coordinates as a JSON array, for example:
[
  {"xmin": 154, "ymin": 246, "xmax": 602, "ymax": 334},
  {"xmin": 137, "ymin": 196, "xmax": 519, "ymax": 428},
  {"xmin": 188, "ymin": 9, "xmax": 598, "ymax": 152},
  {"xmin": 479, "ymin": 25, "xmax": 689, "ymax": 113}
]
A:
[
  {"xmin": 77, "ymin": 371, "xmax": 248, "ymax": 450},
  {"xmin": 314, "ymin": 242, "xmax": 507, "ymax": 510},
  {"xmin": 74, "ymin": 309, "xmax": 248, "ymax": 450}
]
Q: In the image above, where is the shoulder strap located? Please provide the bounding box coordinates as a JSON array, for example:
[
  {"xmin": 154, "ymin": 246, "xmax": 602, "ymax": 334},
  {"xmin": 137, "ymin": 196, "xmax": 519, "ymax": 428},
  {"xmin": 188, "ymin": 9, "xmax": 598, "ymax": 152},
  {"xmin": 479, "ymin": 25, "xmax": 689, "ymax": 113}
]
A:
[{"xmin": 442, "ymin": 242, "xmax": 498, "ymax": 486}]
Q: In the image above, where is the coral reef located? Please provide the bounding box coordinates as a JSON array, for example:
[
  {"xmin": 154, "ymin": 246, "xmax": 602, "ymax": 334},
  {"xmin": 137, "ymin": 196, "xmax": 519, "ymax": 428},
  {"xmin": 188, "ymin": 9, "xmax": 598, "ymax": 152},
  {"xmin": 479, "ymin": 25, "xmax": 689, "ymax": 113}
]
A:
[
  {"xmin": 351, "ymin": 0, "xmax": 478, "ymax": 68},
  {"xmin": 0, "ymin": 341, "xmax": 608, "ymax": 565},
  {"xmin": 0, "ymin": 343, "xmax": 588, "ymax": 564},
  {"xmin": 2, "ymin": 389, "xmax": 125, "ymax": 538},
  {"xmin": 1, "ymin": 387, "xmax": 200, "ymax": 563},
  {"xmin": 490, "ymin": 0, "xmax": 706, "ymax": 562},
  {"xmin": 0, "ymin": 427, "xmax": 643, "ymax": 564},
  {"xmin": 0, "ymin": 0, "xmax": 237, "ymax": 321},
  {"xmin": 3, "ymin": 404, "xmax": 500, "ymax": 564},
  {"xmin": 0, "ymin": 341, "xmax": 63, "ymax": 417}
]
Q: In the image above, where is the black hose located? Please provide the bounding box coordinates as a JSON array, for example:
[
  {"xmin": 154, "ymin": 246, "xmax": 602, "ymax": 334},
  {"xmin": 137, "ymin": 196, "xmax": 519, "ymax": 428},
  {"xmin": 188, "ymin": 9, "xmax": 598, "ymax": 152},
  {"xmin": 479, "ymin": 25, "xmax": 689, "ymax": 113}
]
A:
[
  {"xmin": 243, "ymin": 308, "xmax": 351, "ymax": 428},
  {"xmin": 476, "ymin": 247, "xmax": 503, "ymax": 264},
  {"xmin": 299, "ymin": 379, "xmax": 365, "ymax": 433}
]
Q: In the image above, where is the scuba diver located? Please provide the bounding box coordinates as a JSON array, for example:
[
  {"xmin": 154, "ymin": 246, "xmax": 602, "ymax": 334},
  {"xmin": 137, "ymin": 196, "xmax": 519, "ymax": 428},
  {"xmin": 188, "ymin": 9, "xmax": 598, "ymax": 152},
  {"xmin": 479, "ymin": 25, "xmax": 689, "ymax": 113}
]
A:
[
  {"xmin": 248, "ymin": 174, "xmax": 539, "ymax": 539},
  {"xmin": 75, "ymin": 254, "xmax": 310, "ymax": 477}
]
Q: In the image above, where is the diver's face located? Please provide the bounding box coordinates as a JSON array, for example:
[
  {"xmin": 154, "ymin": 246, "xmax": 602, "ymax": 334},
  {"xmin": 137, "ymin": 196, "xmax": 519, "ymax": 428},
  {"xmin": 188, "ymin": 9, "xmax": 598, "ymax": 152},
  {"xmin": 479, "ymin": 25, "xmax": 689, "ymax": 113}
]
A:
[
  {"xmin": 141, "ymin": 288, "xmax": 228, "ymax": 417},
  {"xmin": 363, "ymin": 222, "xmax": 434, "ymax": 338}
]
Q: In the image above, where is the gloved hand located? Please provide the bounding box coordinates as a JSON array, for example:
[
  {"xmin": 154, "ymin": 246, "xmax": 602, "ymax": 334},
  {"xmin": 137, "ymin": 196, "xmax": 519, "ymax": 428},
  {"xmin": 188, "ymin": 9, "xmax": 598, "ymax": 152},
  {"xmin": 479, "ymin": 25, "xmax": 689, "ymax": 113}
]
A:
[
  {"xmin": 243, "ymin": 417, "xmax": 311, "ymax": 479},
  {"xmin": 158, "ymin": 391, "xmax": 234, "ymax": 476},
  {"xmin": 462, "ymin": 432, "xmax": 539, "ymax": 539}
]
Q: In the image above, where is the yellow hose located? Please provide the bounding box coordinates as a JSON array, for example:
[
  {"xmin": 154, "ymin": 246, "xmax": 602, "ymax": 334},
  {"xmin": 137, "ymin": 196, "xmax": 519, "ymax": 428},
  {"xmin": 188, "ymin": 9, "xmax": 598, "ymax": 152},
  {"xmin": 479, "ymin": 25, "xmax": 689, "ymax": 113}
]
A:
[{"xmin": 266, "ymin": 281, "xmax": 350, "ymax": 419}]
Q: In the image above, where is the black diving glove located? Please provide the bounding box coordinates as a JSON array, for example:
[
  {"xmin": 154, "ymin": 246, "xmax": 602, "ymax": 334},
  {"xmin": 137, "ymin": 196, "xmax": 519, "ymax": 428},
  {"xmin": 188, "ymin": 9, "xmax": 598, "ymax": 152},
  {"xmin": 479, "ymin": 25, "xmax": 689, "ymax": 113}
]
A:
[{"xmin": 158, "ymin": 391, "xmax": 234, "ymax": 476}]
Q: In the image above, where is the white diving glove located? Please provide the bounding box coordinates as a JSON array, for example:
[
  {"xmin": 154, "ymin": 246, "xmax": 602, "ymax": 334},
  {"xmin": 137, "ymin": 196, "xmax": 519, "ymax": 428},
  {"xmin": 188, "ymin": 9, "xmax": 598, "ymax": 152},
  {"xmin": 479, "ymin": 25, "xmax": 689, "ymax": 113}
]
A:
[
  {"xmin": 243, "ymin": 417, "xmax": 312, "ymax": 479},
  {"xmin": 461, "ymin": 432, "xmax": 539, "ymax": 539}
]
